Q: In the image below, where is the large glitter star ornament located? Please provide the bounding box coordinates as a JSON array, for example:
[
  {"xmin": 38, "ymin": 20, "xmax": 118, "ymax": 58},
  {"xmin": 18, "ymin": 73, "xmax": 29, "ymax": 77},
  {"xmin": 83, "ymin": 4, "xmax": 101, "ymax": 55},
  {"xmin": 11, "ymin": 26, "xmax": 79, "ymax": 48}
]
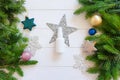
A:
[
  {"xmin": 82, "ymin": 40, "xmax": 97, "ymax": 53},
  {"xmin": 46, "ymin": 15, "xmax": 77, "ymax": 46},
  {"xmin": 22, "ymin": 17, "xmax": 36, "ymax": 31}
]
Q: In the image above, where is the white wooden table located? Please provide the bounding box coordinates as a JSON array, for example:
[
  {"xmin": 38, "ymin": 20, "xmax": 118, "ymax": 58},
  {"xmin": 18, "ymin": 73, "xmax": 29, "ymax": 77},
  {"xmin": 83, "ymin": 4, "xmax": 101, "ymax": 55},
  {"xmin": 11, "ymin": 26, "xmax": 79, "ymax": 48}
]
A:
[{"xmin": 17, "ymin": 0, "xmax": 98, "ymax": 80}]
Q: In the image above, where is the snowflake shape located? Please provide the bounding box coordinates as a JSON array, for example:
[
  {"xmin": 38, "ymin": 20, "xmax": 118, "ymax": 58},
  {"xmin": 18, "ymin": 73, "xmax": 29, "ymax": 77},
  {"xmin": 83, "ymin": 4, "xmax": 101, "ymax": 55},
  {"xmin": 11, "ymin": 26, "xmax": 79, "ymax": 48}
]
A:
[
  {"xmin": 24, "ymin": 36, "xmax": 41, "ymax": 56},
  {"xmin": 73, "ymin": 54, "xmax": 90, "ymax": 72}
]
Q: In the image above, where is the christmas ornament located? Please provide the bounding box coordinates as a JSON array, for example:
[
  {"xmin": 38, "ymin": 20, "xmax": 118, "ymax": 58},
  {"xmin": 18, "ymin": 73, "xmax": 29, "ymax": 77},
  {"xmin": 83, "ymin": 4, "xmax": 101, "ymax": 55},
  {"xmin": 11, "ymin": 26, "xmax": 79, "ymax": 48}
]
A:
[
  {"xmin": 73, "ymin": 54, "xmax": 90, "ymax": 72},
  {"xmin": 82, "ymin": 40, "xmax": 97, "ymax": 53},
  {"xmin": 46, "ymin": 15, "xmax": 77, "ymax": 46},
  {"xmin": 90, "ymin": 15, "xmax": 102, "ymax": 26},
  {"xmin": 24, "ymin": 36, "xmax": 41, "ymax": 56},
  {"xmin": 0, "ymin": 0, "xmax": 38, "ymax": 79},
  {"xmin": 21, "ymin": 51, "xmax": 32, "ymax": 61},
  {"xmin": 22, "ymin": 17, "xmax": 36, "ymax": 31},
  {"xmin": 75, "ymin": 1, "xmax": 120, "ymax": 80},
  {"xmin": 88, "ymin": 28, "xmax": 96, "ymax": 35}
]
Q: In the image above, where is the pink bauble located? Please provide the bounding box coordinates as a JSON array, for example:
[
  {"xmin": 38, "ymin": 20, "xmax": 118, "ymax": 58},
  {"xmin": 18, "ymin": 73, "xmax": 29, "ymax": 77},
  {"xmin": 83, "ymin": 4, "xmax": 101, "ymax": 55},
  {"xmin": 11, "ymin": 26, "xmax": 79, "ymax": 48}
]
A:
[{"xmin": 21, "ymin": 51, "xmax": 32, "ymax": 61}]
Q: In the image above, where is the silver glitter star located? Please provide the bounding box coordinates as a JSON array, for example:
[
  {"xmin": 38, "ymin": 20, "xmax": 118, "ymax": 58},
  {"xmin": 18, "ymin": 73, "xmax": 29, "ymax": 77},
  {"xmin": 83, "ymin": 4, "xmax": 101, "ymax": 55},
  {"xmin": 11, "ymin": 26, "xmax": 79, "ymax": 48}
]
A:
[
  {"xmin": 82, "ymin": 40, "xmax": 97, "ymax": 53},
  {"xmin": 46, "ymin": 15, "xmax": 77, "ymax": 46}
]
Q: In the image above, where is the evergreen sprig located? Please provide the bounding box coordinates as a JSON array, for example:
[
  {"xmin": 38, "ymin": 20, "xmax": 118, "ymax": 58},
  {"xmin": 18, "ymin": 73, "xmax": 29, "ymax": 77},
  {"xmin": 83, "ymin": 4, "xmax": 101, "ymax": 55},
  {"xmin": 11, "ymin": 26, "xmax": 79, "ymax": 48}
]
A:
[
  {"xmin": 0, "ymin": 0, "xmax": 38, "ymax": 79},
  {"xmin": 75, "ymin": 0, "xmax": 120, "ymax": 80}
]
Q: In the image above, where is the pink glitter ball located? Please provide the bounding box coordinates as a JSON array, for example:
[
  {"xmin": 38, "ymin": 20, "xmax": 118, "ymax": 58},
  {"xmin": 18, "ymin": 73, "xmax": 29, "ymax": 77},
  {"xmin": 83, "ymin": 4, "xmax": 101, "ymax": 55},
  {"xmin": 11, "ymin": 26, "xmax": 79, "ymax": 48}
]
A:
[{"xmin": 21, "ymin": 51, "xmax": 32, "ymax": 61}]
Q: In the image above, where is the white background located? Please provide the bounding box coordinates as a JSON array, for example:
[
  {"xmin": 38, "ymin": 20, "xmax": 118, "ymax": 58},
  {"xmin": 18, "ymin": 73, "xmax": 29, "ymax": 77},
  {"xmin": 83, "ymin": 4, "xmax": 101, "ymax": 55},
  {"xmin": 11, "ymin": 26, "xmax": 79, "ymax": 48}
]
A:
[{"xmin": 17, "ymin": 0, "xmax": 98, "ymax": 80}]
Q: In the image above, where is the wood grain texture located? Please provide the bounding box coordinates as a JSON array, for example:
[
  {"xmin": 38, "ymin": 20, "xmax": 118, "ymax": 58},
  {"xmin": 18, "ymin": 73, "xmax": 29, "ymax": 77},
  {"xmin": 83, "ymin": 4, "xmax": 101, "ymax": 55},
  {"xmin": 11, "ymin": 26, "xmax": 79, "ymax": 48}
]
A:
[
  {"xmin": 17, "ymin": 0, "xmax": 98, "ymax": 80},
  {"xmin": 25, "ymin": 0, "xmax": 80, "ymax": 10}
]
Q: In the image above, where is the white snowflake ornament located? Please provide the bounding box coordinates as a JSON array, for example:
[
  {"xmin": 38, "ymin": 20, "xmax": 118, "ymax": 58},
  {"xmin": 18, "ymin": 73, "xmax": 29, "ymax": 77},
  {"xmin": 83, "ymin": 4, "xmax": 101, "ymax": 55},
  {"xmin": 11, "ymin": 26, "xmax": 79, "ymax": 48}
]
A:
[
  {"xmin": 73, "ymin": 54, "xmax": 90, "ymax": 72},
  {"xmin": 24, "ymin": 36, "xmax": 41, "ymax": 56}
]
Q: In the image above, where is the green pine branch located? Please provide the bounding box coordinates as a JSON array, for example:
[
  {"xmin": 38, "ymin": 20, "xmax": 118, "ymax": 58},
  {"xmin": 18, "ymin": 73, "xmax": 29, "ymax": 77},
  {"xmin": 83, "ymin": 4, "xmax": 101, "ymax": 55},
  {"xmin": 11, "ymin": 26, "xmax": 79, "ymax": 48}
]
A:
[
  {"xmin": 75, "ymin": 0, "xmax": 120, "ymax": 80},
  {"xmin": 0, "ymin": 0, "xmax": 38, "ymax": 79}
]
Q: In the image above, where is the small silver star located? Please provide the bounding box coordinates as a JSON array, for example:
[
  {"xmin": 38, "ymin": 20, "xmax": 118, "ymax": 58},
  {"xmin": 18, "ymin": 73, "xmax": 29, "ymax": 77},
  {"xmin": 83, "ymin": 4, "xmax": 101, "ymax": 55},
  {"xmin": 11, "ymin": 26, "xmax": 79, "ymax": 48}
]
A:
[
  {"xmin": 82, "ymin": 40, "xmax": 97, "ymax": 53},
  {"xmin": 46, "ymin": 15, "xmax": 77, "ymax": 46}
]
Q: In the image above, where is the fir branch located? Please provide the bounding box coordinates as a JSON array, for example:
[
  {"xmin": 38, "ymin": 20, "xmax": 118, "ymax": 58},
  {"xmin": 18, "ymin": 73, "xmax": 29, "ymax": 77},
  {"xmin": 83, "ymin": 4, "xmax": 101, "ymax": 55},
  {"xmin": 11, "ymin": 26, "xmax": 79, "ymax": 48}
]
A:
[
  {"xmin": 103, "ymin": 45, "xmax": 119, "ymax": 55},
  {"xmin": 19, "ymin": 60, "xmax": 38, "ymax": 65},
  {"xmin": 75, "ymin": 0, "xmax": 120, "ymax": 80},
  {"xmin": 87, "ymin": 67, "xmax": 99, "ymax": 74},
  {"xmin": 0, "ymin": 0, "xmax": 38, "ymax": 79},
  {"xmin": 0, "ymin": 70, "xmax": 17, "ymax": 80},
  {"xmin": 97, "ymin": 53, "xmax": 108, "ymax": 60},
  {"xmin": 15, "ymin": 66, "xmax": 23, "ymax": 76},
  {"xmin": 74, "ymin": 1, "xmax": 116, "ymax": 15}
]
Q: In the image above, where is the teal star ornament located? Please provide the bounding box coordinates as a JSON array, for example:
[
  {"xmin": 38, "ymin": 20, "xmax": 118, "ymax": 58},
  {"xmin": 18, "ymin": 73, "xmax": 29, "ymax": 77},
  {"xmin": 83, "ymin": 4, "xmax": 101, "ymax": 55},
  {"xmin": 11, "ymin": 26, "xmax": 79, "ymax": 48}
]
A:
[{"xmin": 22, "ymin": 17, "xmax": 36, "ymax": 31}]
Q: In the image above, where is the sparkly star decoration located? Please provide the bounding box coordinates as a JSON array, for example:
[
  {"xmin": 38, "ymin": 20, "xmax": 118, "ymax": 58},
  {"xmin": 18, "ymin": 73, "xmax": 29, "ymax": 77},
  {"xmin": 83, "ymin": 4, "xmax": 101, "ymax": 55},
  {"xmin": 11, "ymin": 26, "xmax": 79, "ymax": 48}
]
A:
[
  {"xmin": 24, "ymin": 36, "xmax": 41, "ymax": 56},
  {"xmin": 73, "ymin": 54, "xmax": 90, "ymax": 72},
  {"xmin": 22, "ymin": 17, "xmax": 36, "ymax": 31},
  {"xmin": 46, "ymin": 15, "xmax": 77, "ymax": 46},
  {"xmin": 82, "ymin": 40, "xmax": 97, "ymax": 53}
]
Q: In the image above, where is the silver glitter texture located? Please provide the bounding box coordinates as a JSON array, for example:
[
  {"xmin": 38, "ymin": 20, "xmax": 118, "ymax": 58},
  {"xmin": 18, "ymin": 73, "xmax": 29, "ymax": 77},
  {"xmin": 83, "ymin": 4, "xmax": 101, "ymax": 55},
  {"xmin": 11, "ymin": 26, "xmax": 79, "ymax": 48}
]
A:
[{"xmin": 46, "ymin": 15, "xmax": 77, "ymax": 46}]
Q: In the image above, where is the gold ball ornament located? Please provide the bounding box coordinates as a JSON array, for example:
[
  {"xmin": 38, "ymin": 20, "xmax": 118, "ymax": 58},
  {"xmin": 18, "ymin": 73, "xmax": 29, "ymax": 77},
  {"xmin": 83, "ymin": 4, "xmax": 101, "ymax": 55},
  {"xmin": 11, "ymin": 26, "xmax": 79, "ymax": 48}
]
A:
[{"xmin": 90, "ymin": 15, "xmax": 102, "ymax": 26}]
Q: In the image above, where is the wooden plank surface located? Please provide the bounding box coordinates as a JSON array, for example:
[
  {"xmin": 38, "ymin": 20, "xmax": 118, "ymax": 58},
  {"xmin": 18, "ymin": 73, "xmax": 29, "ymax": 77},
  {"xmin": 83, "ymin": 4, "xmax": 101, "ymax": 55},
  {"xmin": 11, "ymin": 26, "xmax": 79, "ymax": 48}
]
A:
[
  {"xmin": 24, "ymin": 0, "xmax": 80, "ymax": 10},
  {"xmin": 17, "ymin": 0, "xmax": 99, "ymax": 80}
]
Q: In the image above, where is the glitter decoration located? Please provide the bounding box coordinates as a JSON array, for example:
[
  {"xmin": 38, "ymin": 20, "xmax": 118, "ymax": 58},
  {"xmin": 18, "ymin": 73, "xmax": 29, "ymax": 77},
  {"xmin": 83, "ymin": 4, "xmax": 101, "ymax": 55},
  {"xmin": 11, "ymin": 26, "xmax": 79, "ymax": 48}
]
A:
[
  {"xmin": 46, "ymin": 15, "xmax": 77, "ymax": 46},
  {"xmin": 24, "ymin": 36, "xmax": 41, "ymax": 56},
  {"xmin": 82, "ymin": 40, "xmax": 97, "ymax": 53}
]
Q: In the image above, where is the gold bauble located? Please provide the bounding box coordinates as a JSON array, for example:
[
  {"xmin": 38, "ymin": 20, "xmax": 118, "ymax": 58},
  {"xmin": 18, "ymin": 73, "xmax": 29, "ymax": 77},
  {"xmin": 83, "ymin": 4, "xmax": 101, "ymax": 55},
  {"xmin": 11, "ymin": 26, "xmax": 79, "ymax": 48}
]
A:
[{"xmin": 90, "ymin": 15, "xmax": 102, "ymax": 26}]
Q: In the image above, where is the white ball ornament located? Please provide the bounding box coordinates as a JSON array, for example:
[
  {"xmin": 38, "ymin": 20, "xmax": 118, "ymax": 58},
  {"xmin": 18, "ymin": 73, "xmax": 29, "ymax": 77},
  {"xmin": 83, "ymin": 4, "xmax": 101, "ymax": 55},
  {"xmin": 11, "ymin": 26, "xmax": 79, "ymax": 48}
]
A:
[{"xmin": 90, "ymin": 15, "xmax": 102, "ymax": 26}]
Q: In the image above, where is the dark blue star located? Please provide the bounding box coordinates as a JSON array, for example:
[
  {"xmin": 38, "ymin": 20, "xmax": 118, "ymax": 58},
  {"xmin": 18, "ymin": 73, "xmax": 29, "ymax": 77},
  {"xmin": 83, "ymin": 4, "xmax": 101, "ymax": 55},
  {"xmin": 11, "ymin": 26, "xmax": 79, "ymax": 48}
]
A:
[{"xmin": 22, "ymin": 17, "xmax": 36, "ymax": 31}]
